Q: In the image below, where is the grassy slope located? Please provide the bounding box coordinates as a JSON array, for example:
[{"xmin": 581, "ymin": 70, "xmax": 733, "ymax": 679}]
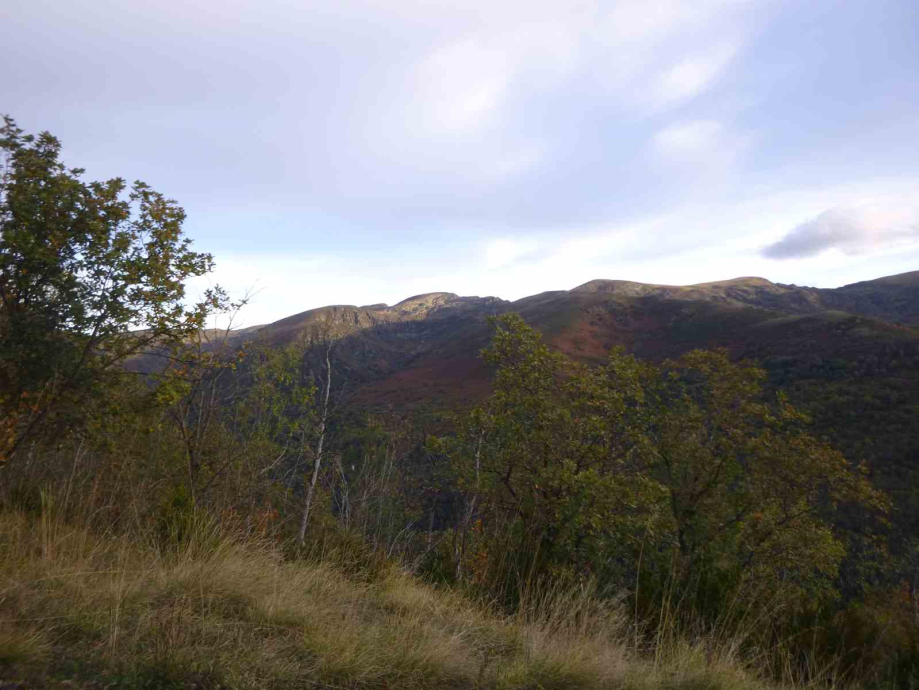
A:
[{"xmin": 0, "ymin": 511, "xmax": 793, "ymax": 690}]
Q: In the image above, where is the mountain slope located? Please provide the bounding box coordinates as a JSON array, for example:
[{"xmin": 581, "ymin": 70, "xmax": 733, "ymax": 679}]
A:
[
  {"xmin": 822, "ymin": 270, "xmax": 919, "ymax": 324},
  {"xmin": 131, "ymin": 270, "xmax": 919, "ymax": 545},
  {"xmin": 130, "ymin": 270, "xmax": 919, "ymax": 385},
  {"xmin": 289, "ymin": 273, "xmax": 916, "ymax": 409},
  {"xmin": 571, "ymin": 271, "xmax": 919, "ymax": 326},
  {"xmin": 261, "ymin": 272, "xmax": 916, "ymax": 547},
  {"xmin": 161, "ymin": 270, "xmax": 914, "ymax": 414}
]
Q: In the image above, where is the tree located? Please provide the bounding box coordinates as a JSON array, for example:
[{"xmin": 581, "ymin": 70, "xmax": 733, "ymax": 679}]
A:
[
  {"xmin": 443, "ymin": 314, "xmax": 665, "ymax": 601},
  {"xmin": 298, "ymin": 319, "xmax": 352, "ymax": 545},
  {"xmin": 628, "ymin": 349, "xmax": 886, "ymax": 607},
  {"xmin": 296, "ymin": 337, "xmax": 331, "ymax": 544},
  {"xmin": 155, "ymin": 300, "xmax": 257, "ymax": 507},
  {"xmin": 0, "ymin": 116, "xmax": 217, "ymax": 467},
  {"xmin": 446, "ymin": 314, "xmax": 885, "ymax": 610}
]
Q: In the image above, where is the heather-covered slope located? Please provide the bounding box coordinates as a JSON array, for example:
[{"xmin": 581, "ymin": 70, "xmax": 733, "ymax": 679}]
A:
[
  {"xmin": 130, "ymin": 270, "xmax": 919, "ymax": 404},
  {"xmin": 572, "ymin": 271, "xmax": 919, "ymax": 325},
  {"xmin": 325, "ymin": 274, "xmax": 919, "ymax": 409},
  {"xmin": 248, "ymin": 273, "xmax": 917, "ymax": 549}
]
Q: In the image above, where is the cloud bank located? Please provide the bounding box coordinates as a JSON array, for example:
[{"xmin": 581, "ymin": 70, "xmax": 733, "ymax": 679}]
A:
[{"xmin": 764, "ymin": 204, "xmax": 919, "ymax": 259}]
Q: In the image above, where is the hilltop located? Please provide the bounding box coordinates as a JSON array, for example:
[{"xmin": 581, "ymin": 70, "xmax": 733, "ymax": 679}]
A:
[{"xmin": 198, "ymin": 270, "xmax": 916, "ymax": 408}]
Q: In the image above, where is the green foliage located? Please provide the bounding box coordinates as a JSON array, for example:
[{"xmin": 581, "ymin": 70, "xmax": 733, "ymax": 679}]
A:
[
  {"xmin": 441, "ymin": 314, "xmax": 666, "ymax": 601},
  {"xmin": 637, "ymin": 349, "xmax": 886, "ymax": 608},
  {"xmin": 444, "ymin": 314, "xmax": 886, "ymax": 615},
  {"xmin": 154, "ymin": 332, "xmax": 320, "ymax": 508},
  {"xmin": 0, "ymin": 116, "xmax": 216, "ymax": 465}
]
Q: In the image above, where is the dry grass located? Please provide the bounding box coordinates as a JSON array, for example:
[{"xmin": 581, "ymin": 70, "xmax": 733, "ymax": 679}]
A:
[{"xmin": 0, "ymin": 510, "xmax": 802, "ymax": 690}]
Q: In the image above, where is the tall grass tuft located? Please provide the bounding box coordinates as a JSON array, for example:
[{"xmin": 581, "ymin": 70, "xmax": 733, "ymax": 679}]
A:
[{"xmin": 1, "ymin": 504, "xmax": 826, "ymax": 690}]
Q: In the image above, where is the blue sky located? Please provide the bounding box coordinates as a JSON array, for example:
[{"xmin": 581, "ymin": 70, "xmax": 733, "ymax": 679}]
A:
[{"xmin": 5, "ymin": 0, "xmax": 919, "ymax": 325}]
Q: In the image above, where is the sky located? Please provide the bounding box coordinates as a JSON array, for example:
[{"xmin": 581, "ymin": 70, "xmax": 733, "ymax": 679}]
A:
[{"xmin": 5, "ymin": 0, "xmax": 919, "ymax": 326}]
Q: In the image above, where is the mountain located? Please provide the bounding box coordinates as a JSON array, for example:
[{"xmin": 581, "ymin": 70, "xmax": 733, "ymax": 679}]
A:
[
  {"xmin": 142, "ymin": 271, "xmax": 912, "ymax": 408},
  {"xmin": 231, "ymin": 269, "xmax": 915, "ymax": 544},
  {"xmin": 821, "ymin": 271, "xmax": 919, "ymax": 325},
  {"xmin": 135, "ymin": 271, "xmax": 919, "ymax": 405},
  {"xmin": 131, "ymin": 269, "xmax": 919, "ymax": 537},
  {"xmin": 238, "ymin": 292, "xmax": 507, "ymax": 404},
  {"xmin": 254, "ymin": 291, "xmax": 506, "ymax": 346},
  {"xmin": 241, "ymin": 272, "xmax": 915, "ymax": 409},
  {"xmin": 571, "ymin": 271, "xmax": 919, "ymax": 325}
]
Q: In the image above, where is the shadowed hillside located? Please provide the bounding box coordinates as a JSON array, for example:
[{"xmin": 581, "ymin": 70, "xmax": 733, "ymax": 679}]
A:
[
  {"xmin": 129, "ymin": 270, "xmax": 919, "ymax": 407},
  {"xmin": 222, "ymin": 274, "xmax": 918, "ymax": 555},
  {"xmin": 253, "ymin": 273, "xmax": 917, "ymax": 411}
]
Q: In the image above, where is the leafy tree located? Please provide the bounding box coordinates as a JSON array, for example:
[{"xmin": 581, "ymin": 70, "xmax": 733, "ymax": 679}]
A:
[
  {"xmin": 0, "ymin": 116, "xmax": 217, "ymax": 466},
  {"xmin": 631, "ymin": 349, "xmax": 886, "ymax": 607},
  {"xmin": 443, "ymin": 314, "xmax": 666, "ymax": 600},
  {"xmin": 446, "ymin": 314, "xmax": 885, "ymax": 610}
]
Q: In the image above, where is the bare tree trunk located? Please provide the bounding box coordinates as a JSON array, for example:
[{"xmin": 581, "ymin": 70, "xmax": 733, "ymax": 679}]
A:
[
  {"xmin": 298, "ymin": 341, "xmax": 333, "ymax": 546},
  {"xmin": 455, "ymin": 431, "xmax": 484, "ymax": 580}
]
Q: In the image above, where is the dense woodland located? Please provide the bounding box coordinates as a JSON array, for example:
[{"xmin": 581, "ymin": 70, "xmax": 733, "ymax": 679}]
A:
[{"xmin": 2, "ymin": 118, "xmax": 918, "ymax": 689}]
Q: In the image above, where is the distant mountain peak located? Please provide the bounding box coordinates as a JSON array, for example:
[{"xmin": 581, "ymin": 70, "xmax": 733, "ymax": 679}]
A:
[
  {"xmin": 127, "ymin": 269, "xmax": 918, "ymax": 382},
  {"xmin": 690, "ymin": 276, "xmax": 775, "ymax": 288},
  {"xmin": 392, "ymin": 292, "xmax": 459, "ymax": 307},
  {"xmin": 571, "ymin": 276, "xmax": 779, "ymax": 296},
  {"xmin": 571, "ymin": 279, "xmax": 648, "ymax": 294}
]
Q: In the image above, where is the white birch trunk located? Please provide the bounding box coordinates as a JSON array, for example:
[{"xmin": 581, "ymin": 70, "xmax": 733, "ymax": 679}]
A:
[{"xmin": 298, "ymin": 341, "xmax": 333, "ymax": 546}]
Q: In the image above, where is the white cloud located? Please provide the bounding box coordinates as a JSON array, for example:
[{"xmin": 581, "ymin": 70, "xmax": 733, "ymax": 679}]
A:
[
  {"xmin": 368, "ymin": 0, "xmax": 755, "ymax": 176},
  {"xmin": 600, "ymin": 0, "xmax": 691, "ymax": 43},
  {"xmin": 654, "ymin": 42, "xmax": 738, "ymax": 105},
  {"xmin": 649, "ymin": 118, "xmax": 753, "ymax": 187},
  {"xmin": 415, "ymin": 38, "xmax": 510, "ymax": 134},
  {"xmin": 763, "ymin": 202, "xmax": 919, "ymax": 259},
  {"xmin": 11, "ymin": 0, "xmax": 919, "ymax": 321}
]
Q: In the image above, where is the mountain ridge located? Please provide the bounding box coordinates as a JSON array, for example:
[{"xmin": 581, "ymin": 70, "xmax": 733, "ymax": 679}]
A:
[
  {"xmin": 201, "ymin": 269, "xmax": 914, "ymax": 411},
  {"xmin": 248, "ymin": 270, "xmax": 919, "ymax": 343},
  {"xmin": 130, "ymin": 269, "xmax": 919, "ymax": 542},
  {"xmin": 132, "ymin": 270, "xmax": 918, "ymax": 407}
]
